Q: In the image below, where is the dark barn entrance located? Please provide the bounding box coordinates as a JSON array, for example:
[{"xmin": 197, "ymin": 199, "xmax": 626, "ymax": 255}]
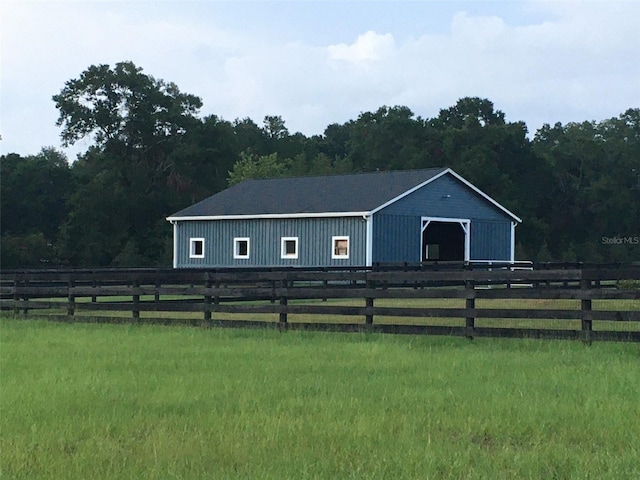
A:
[{"xmin": 421, "ymin": 219, "xmax": 468, "ymax": 261}]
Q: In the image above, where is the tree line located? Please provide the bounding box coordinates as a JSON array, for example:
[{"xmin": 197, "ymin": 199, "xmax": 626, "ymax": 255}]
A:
[{"xmin": 1, "ymin": 61, "xmax": 638, "ymax": 268}]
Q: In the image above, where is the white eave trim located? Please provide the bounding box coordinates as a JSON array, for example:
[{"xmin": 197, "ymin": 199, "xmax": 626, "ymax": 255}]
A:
[
  {"xmin": 368, "ymin": 168, "xmax": 522, "ymax": 224},
  {"xmin": 368, "ymin": 169, "xmax": 450, "ymax": 216},
  {"xmin": 167, "ymin": 211, "xmax": 370, "ymax": 222},
  {"xmin": 446, "ymin": 169, "xmax": 522, "ymax": 223}
]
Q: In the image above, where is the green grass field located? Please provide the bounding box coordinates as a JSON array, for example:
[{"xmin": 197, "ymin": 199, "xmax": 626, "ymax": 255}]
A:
[{"xmin": 2, "ymin": 318, "xmax": 639, "ymax": 479}]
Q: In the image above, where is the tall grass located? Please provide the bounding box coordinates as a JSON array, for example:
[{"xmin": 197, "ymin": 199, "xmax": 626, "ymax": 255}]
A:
[{"xmin": 1, "ymin": 318, "xmax": 639, "ymax": 479}]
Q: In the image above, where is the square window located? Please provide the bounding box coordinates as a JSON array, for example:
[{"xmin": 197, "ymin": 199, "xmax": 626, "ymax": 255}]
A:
[
  {"xmin": 332, "ymin": 236, "xmax": 349, "ymax": 259},
  {"xmin": 234, "ymin": 237, "xmax": 250, "ymax": 259},
  {"xmin": 190, "ymin": 238, "xmax": 205, "ymax": 258},
  {"xmin": 281, "ymin": 237, "xmax": 298, "ymax": 259}
]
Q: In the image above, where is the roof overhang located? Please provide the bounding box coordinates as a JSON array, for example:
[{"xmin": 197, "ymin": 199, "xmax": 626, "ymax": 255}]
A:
[
  {"xmin": 167, "ymin": 211, "xmax": 371, "ymax": 222},
  {"xmin": 368, "ymin": 168, "xmax": 522, "ymax": 223},
  {"xmin": 167, "ymin": 168, "xmax": 521, "ymax": 224},
  {"xmin": 445, "ymin": 169, "xmax": 522, "ymax": 223}
]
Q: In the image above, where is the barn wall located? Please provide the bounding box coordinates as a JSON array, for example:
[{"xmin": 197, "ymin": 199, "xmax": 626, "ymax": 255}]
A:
[
  {"xmin": 377, "ymin": 174, "xmax": 511, "ymax": 220},
  {"xmin": 174, "ymin": 217, "xmax": 366, "ymax": 268},
  {"xmin": 372, "ymin": 174, "xmax": 514, "ymax": 263},
  {"xmin": 470, "ymin": 220, "xmax": 512, "ymax": 261},
  {"xmin": 371, "ymin": 214, "xmax": 421, "ymax": 264}
]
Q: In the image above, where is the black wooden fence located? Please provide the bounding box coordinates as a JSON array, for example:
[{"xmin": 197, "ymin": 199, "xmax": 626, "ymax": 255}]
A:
[{"xmin": 2, "ymin": 264, "xmax": 639, "ymax": 342}]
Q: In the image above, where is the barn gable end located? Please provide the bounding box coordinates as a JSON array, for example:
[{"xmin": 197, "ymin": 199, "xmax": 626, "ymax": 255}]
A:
[{"xmin": 371, "ymin": 172, "xmax": 517, "ymax": 264}]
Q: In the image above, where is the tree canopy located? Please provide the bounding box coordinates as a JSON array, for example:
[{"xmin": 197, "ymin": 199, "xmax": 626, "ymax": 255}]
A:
[
  {"xmin": 1, "ymin": 61, "xmax": 638, "ymax": 267},
  {"xmin": 53, "ymin": 61, "xmax": 202, "ymax": 149}
]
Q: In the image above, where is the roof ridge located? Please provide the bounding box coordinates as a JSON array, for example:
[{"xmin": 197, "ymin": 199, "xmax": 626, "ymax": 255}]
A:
[{"xmin": 238, "ymin": 166, "xmax": 447, "ymax": 183}]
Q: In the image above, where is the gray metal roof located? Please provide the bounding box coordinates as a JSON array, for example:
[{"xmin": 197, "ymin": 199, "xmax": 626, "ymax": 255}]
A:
[{"xmin": 169, "ymin": 168, "xmax": 449, "ymax": 218}]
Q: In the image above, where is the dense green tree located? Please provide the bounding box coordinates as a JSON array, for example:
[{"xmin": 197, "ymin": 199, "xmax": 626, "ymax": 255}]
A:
[
  {"xmin": 260, "ymin": 115, "xmax": 310, "ymax": 161},
  {"xmin": 232, "ymin": 117, "xmax": 270, "ymax": 156},
  {"xmin": 227, "ymin": 152, "xmax": 289, "ymax": 186},
  {"xmin": 345, "ymin": 106, "xmax": 428, "ymax": 171},
  {"xmin": 533, "ymin": 110, "xmax": 640, "ymax": 262},
  {"xmin": 0, "ymin": 148, "xmax": 71, "ymax": 239},
  {"xmin": 52, "ymin": 61, "xmax": 203, "ymax": 266},
  {"xmin": 263, "ymin": 115, "xmax": 289, "ymax": 140},
  {"xmin": 0, "ymin": 148, "xmax": 72, "ymax": 267},
  {"xmin": 167, "ymin": 115, "xmax": 240, "ymax": 205},
  {"xmin": 318, "ymin": 123, "xmax": 352, "ymax": 161},
  {"xmin": 0, "ymin": 233, "xmax": 56, "ymax": 268},
  {"xmin": 288, "ymin": 152, "xmax": 353, "ymax": 177},
  {"xmin": 0, "ymin": 62, "xmax": 635, "ymax": 268},
  {"xmin": 435, "ymin": 97, "xmax": 506, "ymax": 129},
  {"xmin": 429, "ymin": 98, "xmax": 554, "ymax": 261},
  {"xmin": 53, "ymin": 61, "xmax": 202, "ymax": 149}
]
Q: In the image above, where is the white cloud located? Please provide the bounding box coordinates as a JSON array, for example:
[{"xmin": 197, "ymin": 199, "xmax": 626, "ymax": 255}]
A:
[
  {"xmin": 328, "ymin": 31, "xmax": 395, "ymax": 63},
  {"xmin": 450, "ymin": 12, "xmax": 506, "ymax": 48},
  {"xmin": 1, "ymin": 0, "xmax": 639, "ymax": 158}
]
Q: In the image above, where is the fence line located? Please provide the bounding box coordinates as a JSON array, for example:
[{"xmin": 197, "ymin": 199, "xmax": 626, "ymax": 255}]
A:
[{"xmin": 1, "ymin": 265, "xmax": 639, "ymax": 342}]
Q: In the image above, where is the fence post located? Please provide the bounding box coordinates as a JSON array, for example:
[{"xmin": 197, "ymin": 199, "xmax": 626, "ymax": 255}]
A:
[
  {"xmin": 279, "ymin": 279, "xmax": 288, "ymax": 327},
  {"xmin": 365, "ymin": 297, "xmax": 374, "ymax": 325},
  {"xmin": 365, "ymin": 277, "xmax": 374, "ymax": 325},
  {"xmin": 204, "ymin": 274, "xmax": 212, "ymax": 324},
  {"xmin": 132, "ymin": 279, "xmax": 140, "ymax": 321},
  {"xmin": 22, "ymin": 279, "xmax": 30, "ymax": 315},
  {"xmin": 465, "ymin": 279, "xmax": 475, "ymax": 339},
  {"xmin": 155, "ymin": 279, "xmax": 161, "ymax": 303},
  {"xmin": 214, "ymin": 280, "xmax": 220, "ymax": 309},
  {"xmin": 13, "ymin": 278, "xmax": 20, "ymax": 316},
  {"xmin": 270, "ymin": 279, "xmax": 276, "ymax": 304},
  {"xmin": 580, "ymin": 278, "xmax": 592, "ymax": 344},
  {"xmin": 67, "ymin": 277, "xmax": 75, "ymax": 317}
]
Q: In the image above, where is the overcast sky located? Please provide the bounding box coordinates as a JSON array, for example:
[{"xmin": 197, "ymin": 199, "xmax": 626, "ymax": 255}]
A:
[{"xmin": 1, "ymin": 0, "xmax": 639, "ymax": 160}]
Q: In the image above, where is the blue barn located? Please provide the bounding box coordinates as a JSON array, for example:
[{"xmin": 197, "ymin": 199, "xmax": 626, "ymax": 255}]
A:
[{"xmin": 167, "ymin": 168, "xmax": 521, "ymax": 268}]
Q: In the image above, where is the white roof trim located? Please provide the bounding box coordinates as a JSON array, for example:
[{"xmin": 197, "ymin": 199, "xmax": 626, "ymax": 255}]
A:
[
  {"xmin": 368, "ymin": 168, "xmax": 521, "ymax": 223},
  {"xmin": 445, "ymin": 169, "xmax": 522, "ymax": 223},
  {"xmin": 167, "ymin": 168, "xmax": 521, "ymax": 224},
  {"xmin": 368, "ymin": 169, "xmax": 451, "ymax": 216},
  {"xmin": 167, "ymin": 211, "xmax": 370, "ymax": 222}
]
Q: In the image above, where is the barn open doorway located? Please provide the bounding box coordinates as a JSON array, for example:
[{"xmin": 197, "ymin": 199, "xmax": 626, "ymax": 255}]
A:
[{"xmin": 421, "ymin": 217, "xmax": 470, "ymax": 261}]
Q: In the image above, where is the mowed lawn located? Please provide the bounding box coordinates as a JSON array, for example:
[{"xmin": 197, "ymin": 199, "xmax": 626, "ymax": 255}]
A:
[{"xmin": 1, "ymin": 319, "xmax": 639, "ymax": 479}]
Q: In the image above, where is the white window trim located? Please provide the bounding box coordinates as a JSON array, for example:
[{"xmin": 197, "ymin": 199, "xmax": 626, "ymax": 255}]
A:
[
  {"xmin": 189, "ymin": 237, "xmax": 205, "ymax": 259},
  {"xmin": 332, "ymin": 236, "xmax": 350, "ymax": 259},
  {"xmin": 233, "ymin": 237, "xmax": 250, "ymax": 259},
  {"xmin": 281, "ymin": 237, "xmax": 299, "ymax": 259}
]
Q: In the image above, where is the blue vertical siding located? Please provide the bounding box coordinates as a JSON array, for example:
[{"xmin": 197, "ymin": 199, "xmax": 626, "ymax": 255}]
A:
[
  {"xmin": 470, "ymin": 220, "xmax": 512, "ymax": 261},
  {"xmin": 372, "ymin": 174, "xmax": 514, "ymax": 263},
  {"xmin": 372, "ymin": 214, "xmax": 421, "ymax": 264},
  {"xmin": 377, "ymin": 174, "xmax": 511, "ymax": 220},
  {"xmin": 173, "ymin": 173, "xmax": 518, "ymax": 268},
  {"xmin": 175, "ymin": 216, "xmax": 366, "ymax": 268}
]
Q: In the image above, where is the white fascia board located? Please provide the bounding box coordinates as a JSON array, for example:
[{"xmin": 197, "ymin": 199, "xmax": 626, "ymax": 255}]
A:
[
  {"xmin": 422, "ymin": 216, "xmax": 472, "ymax": 224},
  {"xmin": 172, "ymin": 221, "xmax": 178, "ymax": 268},
  {"xmin": 445, "ymin": 169, "xmax": 522, "ymax": 223},
  {"xmin": 511, "ymin": 221, "xmax": 517, "ymax": 262},
  {"xmin": 365, "ymin": 215, "xmax": 373, "ymax": 267},
  {"xmin": 166, "ymin": 211, "xmax": 370, "ymax": 222}
]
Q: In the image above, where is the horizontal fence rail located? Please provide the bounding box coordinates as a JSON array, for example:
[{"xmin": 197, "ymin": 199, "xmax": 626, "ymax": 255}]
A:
[{"xmin": 1, "ymin": 264, "xmax": 639, "ymax": 342}]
